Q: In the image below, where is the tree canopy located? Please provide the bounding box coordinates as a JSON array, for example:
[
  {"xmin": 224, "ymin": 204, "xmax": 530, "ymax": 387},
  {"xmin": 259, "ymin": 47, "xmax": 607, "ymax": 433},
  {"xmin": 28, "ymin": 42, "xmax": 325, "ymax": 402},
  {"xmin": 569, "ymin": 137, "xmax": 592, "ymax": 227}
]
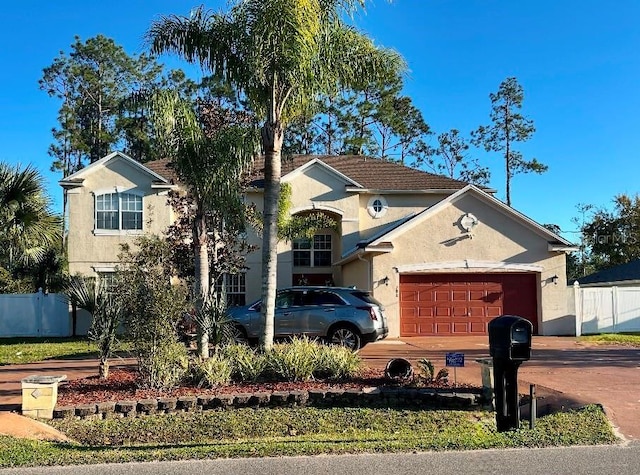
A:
[
  {"xmin": 0, "ymin": 162, "xmax": 63, "ymax": 293},
  {"xmin": 148, "ymin": 0, "xmax": 405, "ymax": 350},
  {"xmin": 581, "ymin": 194, "xmax": 640, "ymax": 271},
  {"xmin": 472, "ymin": 77, "xmax": 547, "ymax": 205}
]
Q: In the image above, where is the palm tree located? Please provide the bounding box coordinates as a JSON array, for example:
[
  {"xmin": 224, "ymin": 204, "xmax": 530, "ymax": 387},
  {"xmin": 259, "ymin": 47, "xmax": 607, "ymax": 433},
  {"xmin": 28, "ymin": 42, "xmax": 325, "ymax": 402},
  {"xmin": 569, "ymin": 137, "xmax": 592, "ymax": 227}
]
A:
[
  {"xmin": 146, "ymin": 89, "xmax": 258, "ymax": 358},
  {"xmin": 64, "ymin": 275, "xmax": 122, "ymax": 379},
  {"xmin": 148, "ymin": 0, "xmax": 405, "ymax": 350},
  {"xmin": 0, "ymin": 162, "xmax": 62, "ymax": 270}
]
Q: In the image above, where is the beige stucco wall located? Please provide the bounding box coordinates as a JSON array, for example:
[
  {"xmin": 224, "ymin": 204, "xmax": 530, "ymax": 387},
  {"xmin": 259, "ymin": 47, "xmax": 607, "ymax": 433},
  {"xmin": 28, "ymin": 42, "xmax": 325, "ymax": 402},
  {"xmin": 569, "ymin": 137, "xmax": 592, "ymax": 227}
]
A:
[
  {"xmin": 365, "ymin": 194, "xmax": 570, "ymax": 337},
  {"xmin": 66, "ymin": 157, "xmax": 174, "ymax": 277},
  {"xmin": 244, "ymin": 166, "xmax": 571, "ymax": 337},
  {"xmin": 357, "ymin": 193, "xmax": 445, "ymax": 241},
  {"xmin": 242, "ymin": 165, "xmax": 454, "ymax": 300}
]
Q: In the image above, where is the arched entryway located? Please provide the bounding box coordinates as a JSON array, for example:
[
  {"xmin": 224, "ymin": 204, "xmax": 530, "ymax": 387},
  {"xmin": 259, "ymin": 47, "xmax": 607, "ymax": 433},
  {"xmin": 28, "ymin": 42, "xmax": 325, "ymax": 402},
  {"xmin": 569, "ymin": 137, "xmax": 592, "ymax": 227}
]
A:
[{"xmin": 290, "ymin": 208, "xmax": 342, "ymax": 287}]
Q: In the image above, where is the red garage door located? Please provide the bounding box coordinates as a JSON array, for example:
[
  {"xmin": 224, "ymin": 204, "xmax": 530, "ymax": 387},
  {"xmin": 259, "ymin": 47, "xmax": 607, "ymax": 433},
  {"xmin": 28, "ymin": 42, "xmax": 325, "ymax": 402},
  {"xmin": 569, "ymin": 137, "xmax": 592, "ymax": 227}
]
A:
[{"xmin": 399, "ymin": 273, "xmax": 537, "ymax": 336}]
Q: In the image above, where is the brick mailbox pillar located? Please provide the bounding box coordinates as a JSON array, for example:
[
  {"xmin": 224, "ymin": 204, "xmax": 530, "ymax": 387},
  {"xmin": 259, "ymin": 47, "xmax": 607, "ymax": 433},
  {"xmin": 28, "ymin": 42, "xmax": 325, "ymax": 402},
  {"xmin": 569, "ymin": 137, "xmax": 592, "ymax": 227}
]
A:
[{"xmin": 21, "ymin": 375, "xmax": 67, "ymax": 419}]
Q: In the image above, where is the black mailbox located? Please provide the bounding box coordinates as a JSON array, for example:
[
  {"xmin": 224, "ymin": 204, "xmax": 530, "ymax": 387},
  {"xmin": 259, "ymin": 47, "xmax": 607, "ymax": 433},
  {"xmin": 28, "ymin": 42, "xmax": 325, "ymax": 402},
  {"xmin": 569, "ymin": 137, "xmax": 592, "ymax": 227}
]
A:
[{"xmin": 488, "ymin": 315, "xmax": 533, "ymax": 361}]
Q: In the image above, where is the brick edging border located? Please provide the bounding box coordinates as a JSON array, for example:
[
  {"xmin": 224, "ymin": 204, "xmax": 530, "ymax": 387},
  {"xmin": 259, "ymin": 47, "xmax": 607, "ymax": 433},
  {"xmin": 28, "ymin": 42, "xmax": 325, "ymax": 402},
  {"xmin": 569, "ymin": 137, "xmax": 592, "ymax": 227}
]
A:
[{"xmin": 52, "ymin": 387, "xmax": 487, "ymax": 420}]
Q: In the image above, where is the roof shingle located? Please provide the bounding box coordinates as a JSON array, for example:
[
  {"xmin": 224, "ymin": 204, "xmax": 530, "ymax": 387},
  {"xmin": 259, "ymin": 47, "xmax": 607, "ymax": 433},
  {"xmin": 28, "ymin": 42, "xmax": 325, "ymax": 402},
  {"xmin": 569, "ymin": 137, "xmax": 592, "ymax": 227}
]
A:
[
  {"xmin": 249, "ymin": 155, "xmax": 470, "ymax": 191},
  {"xmin": 144, "ymin": 159, "xmax": 178, "ymax": 183},
  {"xmin": 145, "ymin": 155, "xmax": 472, "ymax": 191}
]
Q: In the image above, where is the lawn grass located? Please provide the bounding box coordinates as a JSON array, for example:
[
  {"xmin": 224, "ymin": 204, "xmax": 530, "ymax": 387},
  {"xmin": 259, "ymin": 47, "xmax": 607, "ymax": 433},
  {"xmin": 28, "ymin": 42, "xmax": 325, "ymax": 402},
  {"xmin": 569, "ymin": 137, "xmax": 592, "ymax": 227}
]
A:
[
  {"xmin": 0, "ymin": 337, "xmax": 100, "ymax": 365},
  {"xmin": 0, "ymin": 405, "xmax": 618, "ymax": 468},
  {"xmin": 579, "ymin": 333, "xmax": 640, "ymax": 346}
]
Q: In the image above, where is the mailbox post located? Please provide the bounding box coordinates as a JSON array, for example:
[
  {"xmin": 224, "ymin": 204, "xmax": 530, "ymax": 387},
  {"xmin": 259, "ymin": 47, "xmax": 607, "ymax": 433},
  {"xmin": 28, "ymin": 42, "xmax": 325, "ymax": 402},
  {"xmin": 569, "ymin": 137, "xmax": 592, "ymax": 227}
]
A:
[{"xmin": 488, "ymin": 315, "xmax": 533, "ymax": 432}]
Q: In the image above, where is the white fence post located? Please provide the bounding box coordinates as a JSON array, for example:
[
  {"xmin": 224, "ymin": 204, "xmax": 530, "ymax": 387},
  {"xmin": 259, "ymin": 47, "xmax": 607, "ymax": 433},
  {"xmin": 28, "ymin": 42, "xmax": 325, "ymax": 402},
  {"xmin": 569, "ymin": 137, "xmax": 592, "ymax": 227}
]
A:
[
  {"xmin": 612, "ymin": 286, "xmax": 618, "ymax": 333},
  {"xmin": 37, "ymin": 288, "xmax": 43, "ymax": 336},
  {"xmin": 574, "ymin": 281, "xmax": 582, "ymax": 337}
]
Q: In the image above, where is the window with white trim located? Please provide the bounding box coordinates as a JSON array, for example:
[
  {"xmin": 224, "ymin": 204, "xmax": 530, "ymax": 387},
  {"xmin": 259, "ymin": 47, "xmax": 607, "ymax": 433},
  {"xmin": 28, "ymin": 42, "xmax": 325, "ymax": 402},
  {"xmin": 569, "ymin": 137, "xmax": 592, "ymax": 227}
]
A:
[
  {"xmin": 216, "ymin": 273, "xmax": 246, "ymax": 307},
  {"xmin": 97, "ymin": 272, "xmax": 117, "ymax": 295},
  {"xmin": 95, "ymin": 192, "xmax": 143, "ymax": 231},
  {"xmin": 367, "ymin": 195, "xmax": 388, "ymax": 219},
  {"xmin": 293, "ymin": 234, "xmax": 332, "ymax": 267}
]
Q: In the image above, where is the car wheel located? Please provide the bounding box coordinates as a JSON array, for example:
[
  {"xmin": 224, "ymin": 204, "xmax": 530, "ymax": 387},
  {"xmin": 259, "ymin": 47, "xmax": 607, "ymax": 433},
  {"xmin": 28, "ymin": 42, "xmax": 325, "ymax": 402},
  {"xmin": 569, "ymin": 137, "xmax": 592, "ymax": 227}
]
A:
[{"xmin": 329, "ymin": 326, "xmax": 362, "ymax": 351}]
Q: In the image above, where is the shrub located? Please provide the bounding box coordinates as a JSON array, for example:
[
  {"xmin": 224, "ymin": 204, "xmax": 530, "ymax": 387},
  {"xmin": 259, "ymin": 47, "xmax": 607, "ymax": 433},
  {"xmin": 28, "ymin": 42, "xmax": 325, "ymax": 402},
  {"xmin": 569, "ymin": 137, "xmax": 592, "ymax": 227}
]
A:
[
  {"xmin": 266, "ymin": 337, "xmax": 320, "ymax": 382},
  {"xmin": 190, "ymin": 353, "xmax": 233, "ymax": 388},
  {"xmin": 436, "ymin": 368, "xmax": 449, "ymax": 384},
  {"xmin": 64, "ymin": 275, "xmax": 124, "ymax": 379},
  {"xmin": 137, "ymin": 339, "xmax": 189, "ymax": 390},
  {"xmin": 315, "ymin": 344, "xmax": 362, "ymax": 379},
  {"xmin": 220, "ymin": 344, "xmax": 267, "ymax": 382}
]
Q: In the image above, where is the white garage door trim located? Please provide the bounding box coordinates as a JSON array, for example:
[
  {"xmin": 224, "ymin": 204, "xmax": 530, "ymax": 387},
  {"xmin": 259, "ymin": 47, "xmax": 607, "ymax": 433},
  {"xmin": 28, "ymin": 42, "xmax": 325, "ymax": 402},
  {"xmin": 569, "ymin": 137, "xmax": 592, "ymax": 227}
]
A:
[{"xmin": 394, "ymin": 260, "xmax": 543, "ymax": 274}]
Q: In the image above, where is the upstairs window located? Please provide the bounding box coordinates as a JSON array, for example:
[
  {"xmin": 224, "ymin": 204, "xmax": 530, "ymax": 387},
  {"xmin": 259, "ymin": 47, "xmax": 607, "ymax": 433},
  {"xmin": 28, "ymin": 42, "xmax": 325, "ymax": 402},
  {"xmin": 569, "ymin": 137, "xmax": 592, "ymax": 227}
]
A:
[
  {"xmin": 367, "ymin": 195, "xmax": 388, "ymax": 219},
  {"xmin": 95, "ymin": 192, "xmax": 143, "ymax": 231},
  {"xmin": 293, "ymin": 234, "xmax": 332, "ymax": 267}
]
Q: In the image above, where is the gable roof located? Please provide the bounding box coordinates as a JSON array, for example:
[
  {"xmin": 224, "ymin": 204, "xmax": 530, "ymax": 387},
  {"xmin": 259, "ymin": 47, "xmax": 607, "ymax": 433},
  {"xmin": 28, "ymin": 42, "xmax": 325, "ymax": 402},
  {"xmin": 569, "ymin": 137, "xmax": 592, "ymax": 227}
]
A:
[
  {"xmin": 145, "ymin": 158, "xmax": 179, "ymax": 183},
  {"xmin": 367, "ymin": 184, "xmax": 575, "ymax": 248},
  {"xmin": 339, "ymin": 212, "xmax": 420, "ymax": 260},
  {"xmin": 60, "ymin": 152, "xmax": 175, "ymax": 188},
  {"xmin": 577, "ymin": 259, "xmax": 640, "ymax": 285},
  {"xmin": 140, "ymin": 154, "xmax": 494, "ymax": 194},
  {"xmin": 281, "ymin": 157, "xmax": 364, "ymax": 188},
  {"xmin": 248, "ymin": 155, "xmax": 480, "ymax": 192}
]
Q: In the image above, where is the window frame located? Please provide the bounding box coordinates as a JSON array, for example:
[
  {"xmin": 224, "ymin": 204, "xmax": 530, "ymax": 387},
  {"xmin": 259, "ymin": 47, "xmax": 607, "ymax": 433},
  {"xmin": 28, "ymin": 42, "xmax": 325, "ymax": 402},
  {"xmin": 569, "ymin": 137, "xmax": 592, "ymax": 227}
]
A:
[
  {"xmin": 292, "ymin": 233, "xmax": 333, "ymax": 268},
  {"xmin": 367, "ymin": 195, "xmax": 389, "ymax": 219},
  {"xmin": 216, "ymin": 273, "xmax": 246, "ymax": 307},
  {"xmin": 97, "ymin": 271, "xmax": 117, "ymax": 295},
  {"xmin": 93, "ymin": 189, "xmax": 144, "ymax": 235}
]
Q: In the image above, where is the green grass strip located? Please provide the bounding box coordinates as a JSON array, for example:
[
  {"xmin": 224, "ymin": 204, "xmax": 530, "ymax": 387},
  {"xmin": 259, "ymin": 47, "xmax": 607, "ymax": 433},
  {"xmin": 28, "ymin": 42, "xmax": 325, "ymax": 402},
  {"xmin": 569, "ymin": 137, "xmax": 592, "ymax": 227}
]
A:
[
  {"xmin": 0, "ymin": 405, "xmax": 618, "ymax": 468},
  {"xmin": 579, "ymin": 333, "xmax": 640, "ymax": 346},
  {"xmin": 0, "ymin": 337, "xmax": 97, "ymax": 365}
]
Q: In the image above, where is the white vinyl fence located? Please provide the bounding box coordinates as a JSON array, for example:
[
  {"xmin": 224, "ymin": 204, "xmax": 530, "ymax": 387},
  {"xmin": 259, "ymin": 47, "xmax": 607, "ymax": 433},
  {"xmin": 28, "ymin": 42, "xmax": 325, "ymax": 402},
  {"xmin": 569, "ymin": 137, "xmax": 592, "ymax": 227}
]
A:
[
  {"xmin": 0, "ymin": 290, "xmax": 71, "ymax": 337},
  {"xmin": 574, "ymin": 282, "xmax": 640, "ymax": 336}
]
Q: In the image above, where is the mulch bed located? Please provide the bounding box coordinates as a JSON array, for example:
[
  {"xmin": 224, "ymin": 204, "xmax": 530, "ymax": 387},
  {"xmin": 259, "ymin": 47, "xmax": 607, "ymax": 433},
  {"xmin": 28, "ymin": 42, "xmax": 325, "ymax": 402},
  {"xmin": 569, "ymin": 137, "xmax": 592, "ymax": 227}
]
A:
[{"xmin": 57, "ymin": 367, "xmax": 459, "ymax": 406}]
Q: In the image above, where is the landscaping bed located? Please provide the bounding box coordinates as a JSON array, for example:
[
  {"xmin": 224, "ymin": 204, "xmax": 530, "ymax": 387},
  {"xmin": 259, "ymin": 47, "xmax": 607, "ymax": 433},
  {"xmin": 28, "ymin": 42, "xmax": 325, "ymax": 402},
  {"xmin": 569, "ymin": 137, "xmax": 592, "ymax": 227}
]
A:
[{"xmin": 54, "ymin": 367, "xmax": 483, "ymax": 420}]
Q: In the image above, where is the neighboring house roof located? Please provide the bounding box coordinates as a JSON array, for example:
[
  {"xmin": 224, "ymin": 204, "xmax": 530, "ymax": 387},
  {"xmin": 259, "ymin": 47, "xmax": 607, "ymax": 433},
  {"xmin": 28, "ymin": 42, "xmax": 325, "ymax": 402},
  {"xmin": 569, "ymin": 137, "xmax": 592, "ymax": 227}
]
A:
[
  {"xmin": 248, "ymin": 155, "xmax": 484, "ymax": 192},
  {"xmin": 577, "ymin": 259, "xmax": 640, "ymax": 285},
  {"xmin": 59, "ymin": 152, "xmax": 175, "ymax": 189}
]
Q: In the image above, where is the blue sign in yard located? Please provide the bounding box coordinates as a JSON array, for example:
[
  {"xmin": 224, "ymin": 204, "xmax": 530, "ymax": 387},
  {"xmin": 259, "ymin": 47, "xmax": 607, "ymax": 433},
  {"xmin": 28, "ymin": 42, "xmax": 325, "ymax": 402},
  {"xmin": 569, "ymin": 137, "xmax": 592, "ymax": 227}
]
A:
[{"xmin": 445, "ymin": 352, "xmax": 465, "ymax": 367}]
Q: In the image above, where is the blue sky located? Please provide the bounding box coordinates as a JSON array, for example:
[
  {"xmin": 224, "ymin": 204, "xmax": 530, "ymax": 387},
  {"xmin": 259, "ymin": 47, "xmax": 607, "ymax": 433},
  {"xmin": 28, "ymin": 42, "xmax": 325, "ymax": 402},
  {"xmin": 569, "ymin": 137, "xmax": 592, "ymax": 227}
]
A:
[{"xmin": 2, "ymin": 0, "xmax": 639, "ymax": 242}]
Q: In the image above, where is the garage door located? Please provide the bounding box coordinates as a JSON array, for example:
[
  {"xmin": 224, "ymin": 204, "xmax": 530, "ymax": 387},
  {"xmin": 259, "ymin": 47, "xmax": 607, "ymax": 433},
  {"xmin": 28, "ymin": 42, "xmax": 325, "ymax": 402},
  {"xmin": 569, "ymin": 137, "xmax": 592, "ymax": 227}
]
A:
[{"xmin": 399, "ymin": 273, "xmax": 537, "ymax": 336}]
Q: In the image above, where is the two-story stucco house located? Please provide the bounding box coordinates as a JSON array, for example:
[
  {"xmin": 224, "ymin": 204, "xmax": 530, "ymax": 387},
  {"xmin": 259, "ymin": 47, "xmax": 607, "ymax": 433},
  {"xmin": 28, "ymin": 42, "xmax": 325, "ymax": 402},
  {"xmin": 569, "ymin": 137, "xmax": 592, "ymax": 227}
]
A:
[{"xmin": 61, "ymin": 151, "xmax": 577, "ymax": 338}]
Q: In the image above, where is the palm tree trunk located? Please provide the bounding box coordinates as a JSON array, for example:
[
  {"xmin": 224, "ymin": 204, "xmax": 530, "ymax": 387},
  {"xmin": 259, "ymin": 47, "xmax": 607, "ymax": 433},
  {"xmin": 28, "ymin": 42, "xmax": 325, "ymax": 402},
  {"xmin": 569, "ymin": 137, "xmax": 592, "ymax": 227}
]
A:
[
  {"xmin": 260, "ymin": 121, "xmax": 283, "ymax": 351},
  {"xmin": 99, "ymin": 357, "xmax": 109, "ymax": 379},
  {"xmin": 194, "ymin": 209, "xmax": 210, "ymax": 358}
]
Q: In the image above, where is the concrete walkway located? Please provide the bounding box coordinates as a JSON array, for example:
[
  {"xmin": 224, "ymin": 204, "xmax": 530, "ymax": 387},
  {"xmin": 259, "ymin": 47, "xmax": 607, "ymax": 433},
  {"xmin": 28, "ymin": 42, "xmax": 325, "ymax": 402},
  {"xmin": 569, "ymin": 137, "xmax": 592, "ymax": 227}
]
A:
[{"xmin": 1, "ymin": 336, "xmax": 639, "ymax": 440}]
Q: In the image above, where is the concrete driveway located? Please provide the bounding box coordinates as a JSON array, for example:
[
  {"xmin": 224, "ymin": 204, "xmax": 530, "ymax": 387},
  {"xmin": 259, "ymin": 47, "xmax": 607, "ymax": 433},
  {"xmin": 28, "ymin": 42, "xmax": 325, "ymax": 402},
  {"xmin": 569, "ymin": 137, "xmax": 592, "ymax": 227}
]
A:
[{"xmin": 360, "ymin": 336, "xmax": 640, "ymax": 440}]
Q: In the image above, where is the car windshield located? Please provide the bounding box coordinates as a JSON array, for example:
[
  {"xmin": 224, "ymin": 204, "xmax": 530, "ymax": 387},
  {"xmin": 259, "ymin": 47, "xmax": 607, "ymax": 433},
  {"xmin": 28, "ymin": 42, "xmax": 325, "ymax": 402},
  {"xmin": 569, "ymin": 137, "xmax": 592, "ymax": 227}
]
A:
[{"xmin": 351, "ymin": 291, "xmax": 384, "ymax": 309}]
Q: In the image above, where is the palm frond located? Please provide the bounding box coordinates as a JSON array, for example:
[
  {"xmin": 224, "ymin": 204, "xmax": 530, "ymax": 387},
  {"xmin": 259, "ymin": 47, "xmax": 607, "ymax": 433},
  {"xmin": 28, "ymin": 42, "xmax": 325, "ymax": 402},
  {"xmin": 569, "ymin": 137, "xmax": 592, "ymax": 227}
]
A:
[{"xmin": 63, "ymin": 275, "xmax": 98, "ymax": 313}]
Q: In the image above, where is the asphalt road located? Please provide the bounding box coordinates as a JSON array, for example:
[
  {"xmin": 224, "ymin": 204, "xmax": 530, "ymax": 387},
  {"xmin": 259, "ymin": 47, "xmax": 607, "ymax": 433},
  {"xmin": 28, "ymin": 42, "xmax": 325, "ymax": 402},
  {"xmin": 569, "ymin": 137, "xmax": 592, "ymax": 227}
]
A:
[{"xmin": 2, "ymin": 443, "xmax": 640, "ymax": 475}]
